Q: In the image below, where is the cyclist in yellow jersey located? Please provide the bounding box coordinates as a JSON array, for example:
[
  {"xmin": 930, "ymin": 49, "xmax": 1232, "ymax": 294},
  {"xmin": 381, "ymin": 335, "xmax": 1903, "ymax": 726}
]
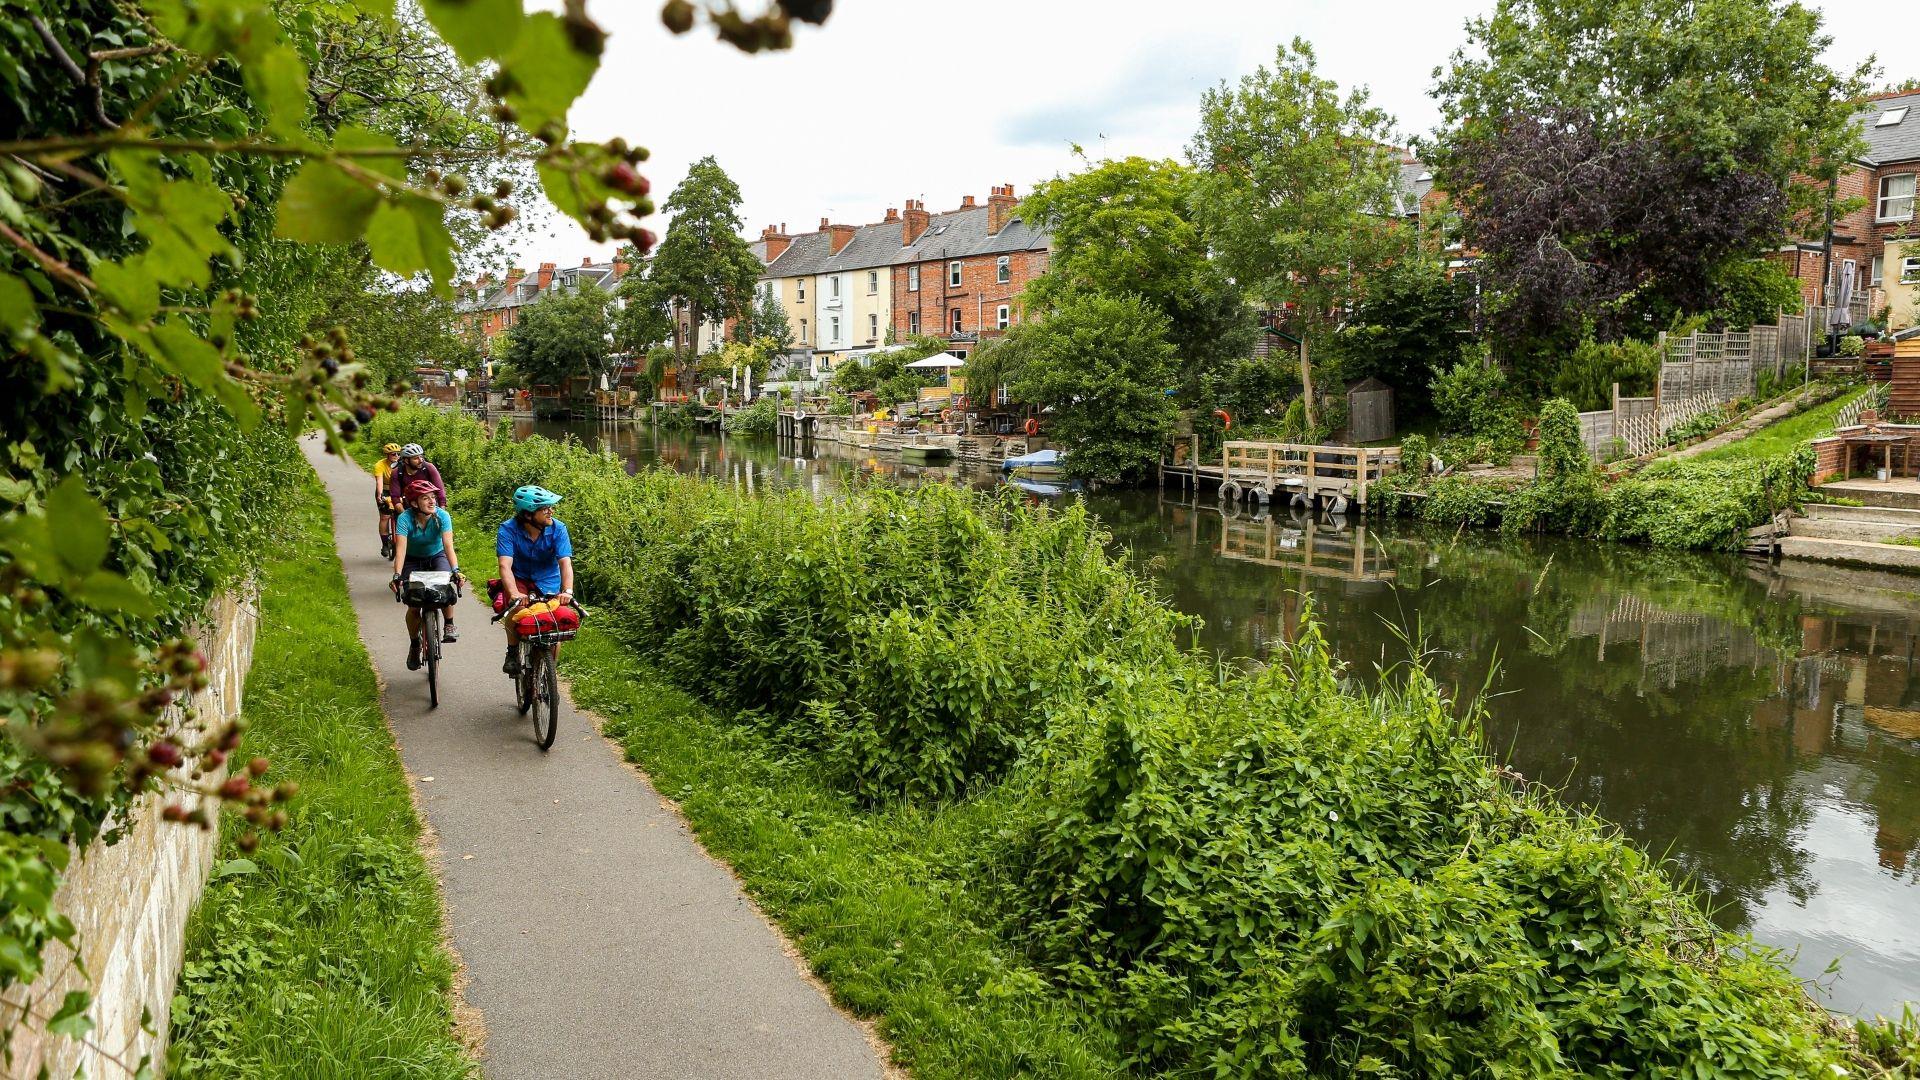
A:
[{"xmin": 373, "ymin": 443, "xmax": 402, "ymax": 558}]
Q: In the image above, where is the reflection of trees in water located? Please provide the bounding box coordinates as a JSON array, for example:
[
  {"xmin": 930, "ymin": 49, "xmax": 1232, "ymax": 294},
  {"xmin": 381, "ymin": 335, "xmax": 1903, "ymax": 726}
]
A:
[{"xmin": 533, "ymin": 423, "xmax": 1920, "ymax": 935}]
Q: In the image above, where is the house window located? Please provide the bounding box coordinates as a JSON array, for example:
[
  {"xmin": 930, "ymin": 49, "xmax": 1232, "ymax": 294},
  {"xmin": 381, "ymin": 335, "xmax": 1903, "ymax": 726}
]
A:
[
  {"xmin": 831, "ymin": 276, "xmax": 842, "ymax": 298},
  {"xmin": 1879, "ymin": 173, "xmax": 1915, "ymax": 222},
  {"xmin": 996, "ymin": 304, "xmax": 1010, "ymax": 330},
  {"xmin": 908, "ymin": 266, "xmax": 920, "ymax": 292},
  {"xmin": 799, "ymin": 318, "xmax": 808, "ymax": 342},
  {"xmin": 1871, "ymin": 255, "xmax": 1885, "ymax": 286},
  {"xmin": 868, "ymin": 313, "xmax": 879, "ymax": 339},
  {"xmin": 867, "ymin": 271, "xmax": 878, "ymax": 294},
  {"xmin": 949, "ymin": 261, "xmax": 962, "ymax": 288},
  {"xmin": 950, "ymin": 308, "xmax": 963, "ymax": 334},
  {"xmin": 996, "ymin": 256, "xmax": 1010, "ymax": 283},
  {"xmin": 908, "ymin": 311, "xmax": 920, "ymax": 334},
  {"xmin": 1903, "ymin": 256, "xmax": 1920, "ymax": 284},
  {"xmin": 797, "ymin": 280, "xmax": 805, "ymax": 301},
  {"xmin": 829, "ymin": 316, "xmax": 840, "ymax": 341}
]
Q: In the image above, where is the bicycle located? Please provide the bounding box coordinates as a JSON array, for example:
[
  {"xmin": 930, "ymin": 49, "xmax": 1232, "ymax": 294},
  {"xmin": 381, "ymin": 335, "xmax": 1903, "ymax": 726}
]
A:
[
  {"xmin": 378, "ymin": 499, "xmax": 398, "ymax": 561},
  {"xmin": 493, "ymin": 595, "xmax": 581, "ymax": 751},
  {"xmin": 396, "ymin": 570, "xmax": 461, "ymax": 708}
]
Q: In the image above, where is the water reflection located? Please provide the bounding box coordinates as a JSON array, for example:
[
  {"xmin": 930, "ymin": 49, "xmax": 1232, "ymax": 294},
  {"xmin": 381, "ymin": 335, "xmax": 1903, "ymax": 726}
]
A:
[{"xmin": 527, "ymin": 420, "xmax": 1920, "ymax": 1017}]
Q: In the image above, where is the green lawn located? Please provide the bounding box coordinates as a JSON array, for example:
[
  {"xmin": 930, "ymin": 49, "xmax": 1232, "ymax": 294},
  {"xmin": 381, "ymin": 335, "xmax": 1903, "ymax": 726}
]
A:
[
  {"xmin": 1693, "ymin": 385, "xmax": 1867, "ymax": 463},
  {"xmin": 167, "ymin": 469, "xmax": 476, "ymax": 1079}
]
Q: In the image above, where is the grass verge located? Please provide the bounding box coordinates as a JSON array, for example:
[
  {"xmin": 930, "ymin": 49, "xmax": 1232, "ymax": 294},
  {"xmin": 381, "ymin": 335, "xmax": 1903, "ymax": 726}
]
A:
[
  {"xmin": 1694, "ymin": 385, "xmax": 1868, "ymax": 462},
  {"xmin": 167, "ymin": 467, "xmax": 475, "ymax": 1079},
  {"xmin": 557, "ymin": 629, "xmax": 1122, "ymax": 1078}
]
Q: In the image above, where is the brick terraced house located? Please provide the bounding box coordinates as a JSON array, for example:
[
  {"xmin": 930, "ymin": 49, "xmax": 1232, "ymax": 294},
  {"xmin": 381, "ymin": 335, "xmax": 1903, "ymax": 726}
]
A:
[
  {"xmin": 753, "ymin": 185, "xmax": 1052, "ymax": 371},
  {"xmin": 1775, "ymin": 89, "xmax": 1920, "ymax": 330}
]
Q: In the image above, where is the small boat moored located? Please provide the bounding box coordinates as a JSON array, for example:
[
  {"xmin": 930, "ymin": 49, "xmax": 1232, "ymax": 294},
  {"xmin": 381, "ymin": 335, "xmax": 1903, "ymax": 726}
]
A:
[{"xmin": 900, "ymin": 443, "xmax": 954, "ymax": 464}]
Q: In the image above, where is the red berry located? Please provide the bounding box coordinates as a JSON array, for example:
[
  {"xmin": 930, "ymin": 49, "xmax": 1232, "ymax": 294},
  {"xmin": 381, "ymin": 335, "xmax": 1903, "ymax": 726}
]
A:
[
  {"xmin": 206, "ymin": 749, "xmax": 227, "ymax": 768},
  {"xmin": 161, "ymin": 803, "xmax": 187, "ymax": 822},
  {"xmin": 247, "ymin": 757, "xmax": 270, "ymax": 777},
  {"xmin": 219, "ymin": 776, "xmax": 250, "ymax": 799},
  {"xmin": 147, "ymin": 741, "xmax": 183, "ymax": 768}
]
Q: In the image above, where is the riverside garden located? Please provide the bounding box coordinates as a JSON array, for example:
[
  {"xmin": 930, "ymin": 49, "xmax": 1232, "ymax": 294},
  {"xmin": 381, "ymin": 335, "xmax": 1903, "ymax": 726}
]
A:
[{"xmin": 4, "ymin": 0, "xmax": 1920, "ymax": 1076}]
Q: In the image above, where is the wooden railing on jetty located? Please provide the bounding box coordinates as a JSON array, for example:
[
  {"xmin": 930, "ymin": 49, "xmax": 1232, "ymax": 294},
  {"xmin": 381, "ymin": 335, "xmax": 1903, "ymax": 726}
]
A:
[{"xmin": 1162, "ymin": 438, "xmax": 1403, "ymax": 512}]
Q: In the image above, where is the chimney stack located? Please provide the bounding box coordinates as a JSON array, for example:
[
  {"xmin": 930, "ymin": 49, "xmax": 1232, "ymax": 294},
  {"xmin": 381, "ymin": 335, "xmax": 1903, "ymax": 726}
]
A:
[
  {"xmin": 760, "ymin": 223, "xmax": 793, "ymax": 260},
  {"xmin": 582, "ymin": 257, "xmax": 594, "ymax": 267},
  {"xmin": 883, "ymin": 207, "xmax": 900, "ymax": 224},
  {"xmin": 825, "ymin": 221, "xmax": 855, "ymax": 253},
  {"xmin": 902, "ymin": 199, "xmax": 930, "ymax": 245},
  {"xmin": 987, "ymin": 183, "xmax": 1017, "ymax": 235},
  {"xmin": 535, "ymin": 261, "xmax": 556, "ymax": 290},
  {"xmin": 959, "ymin": 194, "xmax": 977, "ymax": 209},
  {"xmin": 611, "ymin": 257, "xmax": 630, "ymax": 278}
]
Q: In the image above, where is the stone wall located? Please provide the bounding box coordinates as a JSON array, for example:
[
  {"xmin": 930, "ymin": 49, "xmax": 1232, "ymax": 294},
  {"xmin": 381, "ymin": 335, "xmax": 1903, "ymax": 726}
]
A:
[{"xmin": 2, "ymin": 589, "xmax": 258, "ymax": 1078}]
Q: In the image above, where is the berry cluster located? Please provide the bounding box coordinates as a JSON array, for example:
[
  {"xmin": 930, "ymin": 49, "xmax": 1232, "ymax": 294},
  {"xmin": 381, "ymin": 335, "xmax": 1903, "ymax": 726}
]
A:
[
  {"xmin": 660, "ymin": 0, "xmax": 829, "ymax": 52},
  {"xmin": 424, "ymin": 169, "xmax": 519, "ymax": 231}
]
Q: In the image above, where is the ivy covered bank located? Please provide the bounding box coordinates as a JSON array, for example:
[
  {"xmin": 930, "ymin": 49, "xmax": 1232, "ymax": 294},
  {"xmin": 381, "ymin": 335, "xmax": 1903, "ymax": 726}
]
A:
[{"xmin": 367, "ymin": 407, "xmax": 1919, "ymax": 1078}]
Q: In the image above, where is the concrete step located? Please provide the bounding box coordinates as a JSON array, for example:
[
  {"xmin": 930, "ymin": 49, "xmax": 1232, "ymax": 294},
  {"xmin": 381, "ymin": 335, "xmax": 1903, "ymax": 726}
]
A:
[
  {"xmin": 1816, "ymin": 480, "xmax": 1920, "ymax": 511},
  {"xmin": 1803, "ymin": 502, "xmax": 1920, "ymax": 526},
  {"xmin": 1777, "ymin": 536, "xmax": 1920, "ymax": 574},
  {"xmin": 1787, "ymin": 517, "xmax": 1920, "ymax": 543}
]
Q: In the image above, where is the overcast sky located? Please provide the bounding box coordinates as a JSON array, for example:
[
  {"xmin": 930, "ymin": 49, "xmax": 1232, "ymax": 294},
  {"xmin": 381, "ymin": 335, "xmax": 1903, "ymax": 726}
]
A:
[{"xmin": 497, "ymin": 0, "xmax": 1892, "ymax": 273}]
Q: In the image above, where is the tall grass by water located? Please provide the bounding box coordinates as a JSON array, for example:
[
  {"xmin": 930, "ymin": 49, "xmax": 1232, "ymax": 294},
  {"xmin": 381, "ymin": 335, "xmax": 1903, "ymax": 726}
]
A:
[{"xmin": 363, "ymin": 407, "xmax": 1918, "ymax": 1077}]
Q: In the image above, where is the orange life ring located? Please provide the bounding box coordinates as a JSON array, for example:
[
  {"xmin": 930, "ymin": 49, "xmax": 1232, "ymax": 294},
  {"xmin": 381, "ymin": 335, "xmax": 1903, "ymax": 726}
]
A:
[
  {"xmin": 1214, "ymin": 409, "xmax": 1231, "ymax": 430},
  {"xmin": 940, "ymin": 409, "xmax": 954, "ymax": 422},
  {"xmin": 1024, "ymin": 417, "xmax": 1040, "ymax": 436}
]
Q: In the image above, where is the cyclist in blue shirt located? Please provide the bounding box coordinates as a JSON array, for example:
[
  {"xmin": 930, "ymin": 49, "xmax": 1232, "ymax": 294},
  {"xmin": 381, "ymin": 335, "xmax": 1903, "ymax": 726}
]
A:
[
  {"xmin": 390, "ymin": 478, "xmax": 464, "ymax": 669},
  {"xmin": 497, "ymin": 485, "xmax": 574, "ymax": 676}
]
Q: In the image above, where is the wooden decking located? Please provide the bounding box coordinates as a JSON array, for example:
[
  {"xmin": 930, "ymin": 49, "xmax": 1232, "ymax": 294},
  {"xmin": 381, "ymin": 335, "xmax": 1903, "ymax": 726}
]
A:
[{"xmin": 1161, "ymin": 439, "xmax": 1403, "ymax": 513}]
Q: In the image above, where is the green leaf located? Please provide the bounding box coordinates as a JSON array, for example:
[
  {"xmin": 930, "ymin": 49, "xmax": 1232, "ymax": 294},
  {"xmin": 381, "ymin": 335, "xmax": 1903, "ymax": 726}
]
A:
[
  {"xmin": 150, "ymin": 321, "xmax": 260, "ymax": 429},
  {"xmin": 109, "ymin": 151, "xmax": 234, "ymax": 288},
  {"xmin": 47, "ymin": 990, "xmax": 93, "ymax": 1039},
  {"xmin": 71, "ymin": 570, "xmax": 159, "ymax": 617},
  {"xmin": 46, "ymin": 474, "xmax": 109, "ymax": 576},
  {"xmin": 276, "ymin": 161, "xmax": 378, "ymax": 245},
  {"xmin": 244, "ymin": 44, "xmax": 311, "ymax": 141},
  {"xmin": 420, "ymin": 0, "xmax": 524, "ymax": 65},
  {"xmin": 0, "ymin": 273, "xmax": 39, "ymax": 335},
  {"xmin": 366, "ymin": 196, "xmax": 454, "ymax": 291},
  {"xmin": 91, "ymin": 257, "xmax": 160, "ymax": 323},
  {"xmin": 212, "ymin": 859, "xmax": 258, "ymax": 880},
  {"xmin": 500, "ymin": 13, "xmax": 598, "ymax": 133}
]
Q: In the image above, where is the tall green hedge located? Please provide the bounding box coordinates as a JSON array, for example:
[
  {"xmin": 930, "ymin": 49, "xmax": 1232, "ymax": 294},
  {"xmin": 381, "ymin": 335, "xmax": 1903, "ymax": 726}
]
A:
[{"xmin": 363, "ymin": 407, "xmax": 1912, "ymax": 1077}]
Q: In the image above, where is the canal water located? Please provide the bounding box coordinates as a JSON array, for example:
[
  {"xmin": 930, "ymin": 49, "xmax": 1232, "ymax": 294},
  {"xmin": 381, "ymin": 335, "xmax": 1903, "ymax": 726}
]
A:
[{"xmin": 527, "ymin": 420, "xmax": 1920, "ymax": 1019}]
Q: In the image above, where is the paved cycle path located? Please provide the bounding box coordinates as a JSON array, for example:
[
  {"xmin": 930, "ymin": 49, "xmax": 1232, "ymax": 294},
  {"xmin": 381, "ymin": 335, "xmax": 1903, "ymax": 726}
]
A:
[{"xmin": 304, "ymin": 438, "xmax": 887, "ymax": 1079}]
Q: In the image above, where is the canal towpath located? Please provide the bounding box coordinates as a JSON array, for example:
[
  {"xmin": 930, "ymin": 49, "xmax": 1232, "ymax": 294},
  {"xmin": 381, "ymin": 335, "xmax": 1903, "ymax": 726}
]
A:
[{"xmin": 301, "ymin": 437, "xmax": 889, "ymax": 1079}]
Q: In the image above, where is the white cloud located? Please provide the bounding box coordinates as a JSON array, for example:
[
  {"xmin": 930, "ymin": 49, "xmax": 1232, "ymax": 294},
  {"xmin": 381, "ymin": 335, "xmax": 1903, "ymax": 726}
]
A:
[{"xmin": 495, "ymin": 0, "xmax": 1888, "ymax": 272}]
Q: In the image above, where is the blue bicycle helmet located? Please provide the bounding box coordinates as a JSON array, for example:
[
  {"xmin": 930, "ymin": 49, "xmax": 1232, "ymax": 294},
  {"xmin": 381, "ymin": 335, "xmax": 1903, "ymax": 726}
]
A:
[{"xmin": 513, "ymin": 485, "xmax": 563, "ymax": 513}]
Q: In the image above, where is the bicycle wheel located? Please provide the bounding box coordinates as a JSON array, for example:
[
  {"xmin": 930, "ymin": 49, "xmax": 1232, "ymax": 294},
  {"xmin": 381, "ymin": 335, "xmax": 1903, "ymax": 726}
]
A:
[
  {"xmin": 515, "ymin": 642, "xmax": 534, "ymax": 715},
  {"xmin": 424, "ymin": 608, "xmax": 441, "ymax": 710},
  {"xmin": 530, "ymin": 647, "xmax": 559, "ymax": 750}
]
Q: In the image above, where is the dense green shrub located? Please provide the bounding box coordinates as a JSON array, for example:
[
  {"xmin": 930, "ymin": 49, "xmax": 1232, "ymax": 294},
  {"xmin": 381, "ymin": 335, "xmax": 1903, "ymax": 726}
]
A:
[
  {"xmin": 721, "ymin": 395, "xmax": 779, "ymax": 437},
  {"xmin": 1551, "ymin": 338, "xmax": 1659, "ymax": 412},
  {"xmin": 1430, "ymin": 354, "xmax": 1514, "ymax": 435},
  {"xmin": 361, "ymin": 407, "xmax": 1903, "ymax": 1076},
  {"xmin": 1017, "ymin": 639, "xmax": 1853, "ymax": 1076},
  {"xmin": 1376, "ymin": 444, "xmax": 1814, "ymax": 551}
]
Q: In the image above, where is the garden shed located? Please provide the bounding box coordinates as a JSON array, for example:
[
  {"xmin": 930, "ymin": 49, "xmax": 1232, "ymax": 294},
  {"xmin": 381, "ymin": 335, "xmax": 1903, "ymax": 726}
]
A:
[{"xmin": 1344, "ymin": 377, "xmax": 1395, "ymax": 443}]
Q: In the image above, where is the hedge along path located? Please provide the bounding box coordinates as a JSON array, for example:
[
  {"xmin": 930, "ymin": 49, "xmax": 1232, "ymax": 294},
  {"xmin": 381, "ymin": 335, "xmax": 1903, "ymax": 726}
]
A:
[{"xmin": 300, "ymin": 437, "xmax": 888, "ymax": 1080}]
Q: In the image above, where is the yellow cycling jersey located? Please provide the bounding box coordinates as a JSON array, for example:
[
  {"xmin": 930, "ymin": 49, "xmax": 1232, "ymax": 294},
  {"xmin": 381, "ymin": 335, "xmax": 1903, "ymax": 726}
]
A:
[{"xmin": 373, "ymin": 457, "xmax": 395, "ymax": 501}]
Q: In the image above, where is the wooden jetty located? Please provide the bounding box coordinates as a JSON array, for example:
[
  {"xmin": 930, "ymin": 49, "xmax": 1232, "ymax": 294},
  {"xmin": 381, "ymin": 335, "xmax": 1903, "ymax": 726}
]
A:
[{"xmin": 1161, "ymin": 438, "xmax": 1403, "ymax": 514}]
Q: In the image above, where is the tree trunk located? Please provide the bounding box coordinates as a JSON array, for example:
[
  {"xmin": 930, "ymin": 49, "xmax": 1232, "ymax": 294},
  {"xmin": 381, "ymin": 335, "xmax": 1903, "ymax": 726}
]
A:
[
  {"xmin": 1299, "ymin": 335, "xmax": 1317, "ymax": 432},
  {"xmin": 681, "ymin": 299, "xmax": 704, "ymax": 391}
]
